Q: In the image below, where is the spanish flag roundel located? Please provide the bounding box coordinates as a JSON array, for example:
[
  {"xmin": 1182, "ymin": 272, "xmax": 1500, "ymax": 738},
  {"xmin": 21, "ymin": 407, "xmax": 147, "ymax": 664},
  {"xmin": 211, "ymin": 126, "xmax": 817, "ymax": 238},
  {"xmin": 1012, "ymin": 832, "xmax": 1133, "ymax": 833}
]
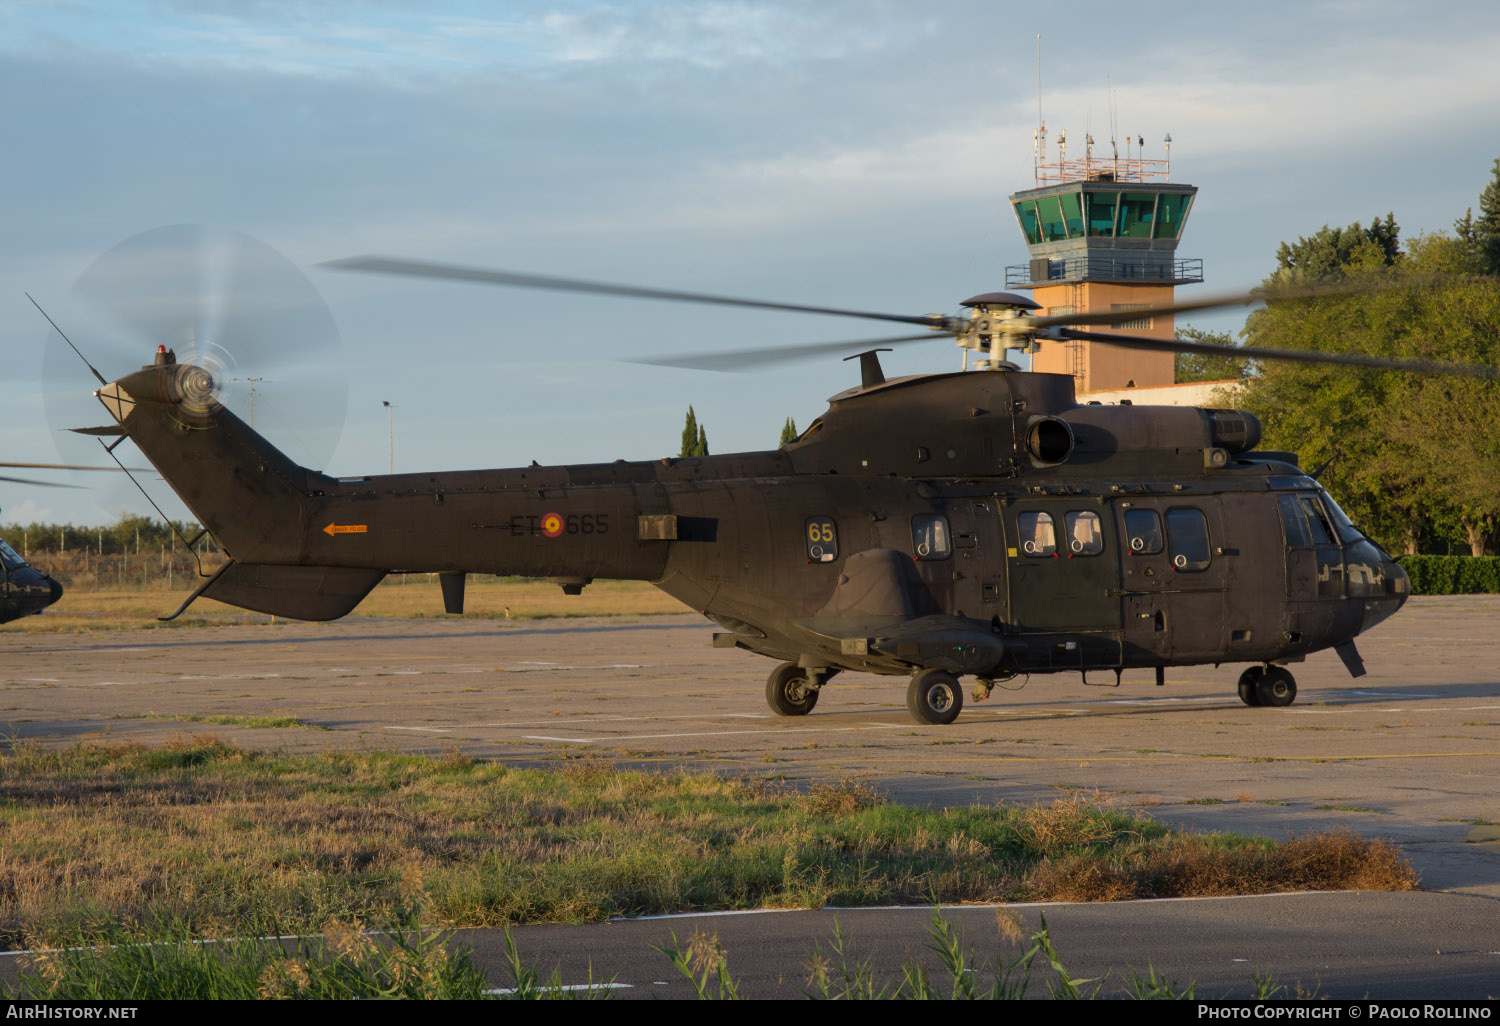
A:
[{"xmin": 541, "ymin": 512, "xmax": 565, "ymax": 538}]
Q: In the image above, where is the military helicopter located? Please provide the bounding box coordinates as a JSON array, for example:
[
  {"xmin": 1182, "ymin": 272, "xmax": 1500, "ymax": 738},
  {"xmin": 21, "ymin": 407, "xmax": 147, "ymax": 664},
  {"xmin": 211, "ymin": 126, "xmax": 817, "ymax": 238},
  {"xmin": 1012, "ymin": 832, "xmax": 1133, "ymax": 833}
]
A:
[
  {"xmin": 0, "ymin": 464, "xmax": 83, "ymax": 623},
  {"xmin": 44, "ymin": 231, "xmax": 1500, "ymax": 723}
]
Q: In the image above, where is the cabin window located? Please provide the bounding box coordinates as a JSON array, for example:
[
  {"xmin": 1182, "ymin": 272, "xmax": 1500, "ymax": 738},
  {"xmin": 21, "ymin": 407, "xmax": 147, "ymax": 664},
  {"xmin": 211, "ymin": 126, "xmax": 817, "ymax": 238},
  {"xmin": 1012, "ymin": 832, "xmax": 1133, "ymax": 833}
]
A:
[
  {"xmin": 912, "ymin": 515, "xmax": 952, "ymax": 560},
  {"xmin": 805, "ymin": 517, "xmax": 838, "ymax": 563},
  {"xmin": 1124, "ymin": 509, "xmax": 1163, "ymax": 555},
  {"xmin": 1166, "ymin": 508, "xmax": 1211, "ymax": 572},
  {"xmin": 1017, "ymin": 511, "xmax": 1056, "ymax": 558},
  {"xmin": 1064, "ymin": 511, "xmax": 1103, "ymax": 556}
]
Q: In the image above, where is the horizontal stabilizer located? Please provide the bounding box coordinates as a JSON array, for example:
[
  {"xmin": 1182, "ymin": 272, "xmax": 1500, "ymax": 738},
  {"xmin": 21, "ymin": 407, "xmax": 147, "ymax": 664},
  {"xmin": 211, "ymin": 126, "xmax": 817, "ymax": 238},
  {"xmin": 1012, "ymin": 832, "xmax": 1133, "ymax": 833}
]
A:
[{"xmin": 162, "ymin": 561, "xmax": 385, "ymax": 622}]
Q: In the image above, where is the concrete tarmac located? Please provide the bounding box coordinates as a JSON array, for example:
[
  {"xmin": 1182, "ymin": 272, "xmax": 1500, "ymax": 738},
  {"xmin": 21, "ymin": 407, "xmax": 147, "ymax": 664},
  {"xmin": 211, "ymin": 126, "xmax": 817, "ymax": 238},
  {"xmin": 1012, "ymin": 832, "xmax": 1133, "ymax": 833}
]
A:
[
  {"xmin": 6, "ymin": 595, "xmax": 1497, "ymax": 894},
  {"xmin": 4, "ymin": 595, "xmax": 1499, "ymax": 997}
]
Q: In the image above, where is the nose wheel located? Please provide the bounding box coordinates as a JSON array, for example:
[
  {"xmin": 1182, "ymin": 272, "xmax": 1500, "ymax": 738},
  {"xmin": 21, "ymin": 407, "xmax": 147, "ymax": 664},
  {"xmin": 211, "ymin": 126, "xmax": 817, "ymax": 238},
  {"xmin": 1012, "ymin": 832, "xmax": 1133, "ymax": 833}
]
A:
[{"xmin": 1237, "ymin": 665, "xmax": 1297, "ymax": 707}]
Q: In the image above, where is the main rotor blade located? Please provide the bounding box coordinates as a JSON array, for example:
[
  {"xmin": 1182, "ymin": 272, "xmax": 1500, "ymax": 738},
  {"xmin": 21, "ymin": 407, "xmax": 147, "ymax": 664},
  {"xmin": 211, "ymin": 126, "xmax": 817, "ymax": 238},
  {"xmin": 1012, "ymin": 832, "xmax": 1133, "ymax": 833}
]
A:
[
  {"xmin": 0, "ymin": 474, "xmax": 85, "ymax": 489},
  {"xmin": 322, "ymin": 256, "xmax": 958, "ymax": 331},
  {"xmin": 1025, "ymin": 283, "xmax": 1362, "ymax": 332},
  {"xmin": 0, "ymin": 461, "xmax": 145, "ymax": 472},
  {"xmin": 1061, "ymin": 329, "xmax": 1500, "ymax": 380},
  {"xmin": 628, "ymin": 333, "xmax": 945, "ymax": 372}
]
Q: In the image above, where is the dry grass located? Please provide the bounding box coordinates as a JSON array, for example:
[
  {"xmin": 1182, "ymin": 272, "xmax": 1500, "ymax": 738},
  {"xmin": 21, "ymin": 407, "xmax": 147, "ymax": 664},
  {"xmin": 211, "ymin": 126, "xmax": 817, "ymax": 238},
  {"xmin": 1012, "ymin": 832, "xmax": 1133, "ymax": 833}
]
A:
[
  {"xmin": 0, "ymin": 739, "xmax": 1419, "ymax": 948},
  {"xmin": 1, "ymin": 576, "xmax": 688, "ymax": 633},
  {"xmin": 353, "ymin": 576, "xmax": 689, "ymax": 620}
]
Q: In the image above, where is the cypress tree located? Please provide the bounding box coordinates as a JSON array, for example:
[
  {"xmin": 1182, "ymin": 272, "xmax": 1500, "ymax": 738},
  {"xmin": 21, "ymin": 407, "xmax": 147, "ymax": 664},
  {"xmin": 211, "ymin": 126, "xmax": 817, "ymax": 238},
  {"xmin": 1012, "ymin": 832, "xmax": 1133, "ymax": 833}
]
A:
[
  {"xmin": 779, "ymin": 417, "xmax": 798, "ymax": 445},
  {"xmin": 1475, "ymin": 157, "xmax": 1500, "ymax": 275}
]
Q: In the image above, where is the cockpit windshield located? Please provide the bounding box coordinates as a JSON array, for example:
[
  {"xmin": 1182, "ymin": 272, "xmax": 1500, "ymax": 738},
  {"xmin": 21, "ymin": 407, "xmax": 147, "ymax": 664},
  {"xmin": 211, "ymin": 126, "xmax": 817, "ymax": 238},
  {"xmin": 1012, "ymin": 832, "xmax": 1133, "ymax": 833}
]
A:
[
  {"xmin": 0, "ymin": 539, "xmax": 25, "ymax": 571},
  {"xmin": 1319, "ymin": 493, "xmax": 1367, "ymax": 545}
]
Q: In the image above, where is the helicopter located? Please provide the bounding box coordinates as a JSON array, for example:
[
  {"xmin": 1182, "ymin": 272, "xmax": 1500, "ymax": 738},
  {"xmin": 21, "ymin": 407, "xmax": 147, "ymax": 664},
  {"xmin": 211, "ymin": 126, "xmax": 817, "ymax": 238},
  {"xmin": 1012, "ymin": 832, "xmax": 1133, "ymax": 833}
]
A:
[
  {"xmin": 0, "ymin": 463, "xmax": 84, "ymax": 623},
  {"xmin": 43, "ymin": 233, "xmax": 1500, "ymax": 723}
]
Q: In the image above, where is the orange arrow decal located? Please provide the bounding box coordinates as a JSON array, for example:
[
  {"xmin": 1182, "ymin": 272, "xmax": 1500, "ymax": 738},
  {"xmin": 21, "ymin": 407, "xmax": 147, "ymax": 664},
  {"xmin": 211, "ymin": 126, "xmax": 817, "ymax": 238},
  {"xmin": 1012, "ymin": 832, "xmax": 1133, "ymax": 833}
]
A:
[{"xmin": 323, "ymin": 523, "xmax": 368, "ymax": 536}]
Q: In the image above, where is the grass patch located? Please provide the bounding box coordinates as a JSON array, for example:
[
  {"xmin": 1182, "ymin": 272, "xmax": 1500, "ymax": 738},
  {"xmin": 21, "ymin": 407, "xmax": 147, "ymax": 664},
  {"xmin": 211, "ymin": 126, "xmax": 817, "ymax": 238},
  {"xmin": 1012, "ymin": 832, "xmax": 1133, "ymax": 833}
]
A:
[
  {"xmin": 1317, "ymin": 805, "xmax": 1384, "ymax": 814},
  {"xmin": 2, "ymin": 578, "xmax": 689, "ymax": 633},
  {"xmin": 6, "ymin": 908, "xmax": 1296, "ymax": 1001},
  {"xmin": 126, "ymin": 713, "xmax": 322, "ymax": 730},
  {"xmin": 0, "ymin": 738, "xmax": 1417, "ymax": 949}
]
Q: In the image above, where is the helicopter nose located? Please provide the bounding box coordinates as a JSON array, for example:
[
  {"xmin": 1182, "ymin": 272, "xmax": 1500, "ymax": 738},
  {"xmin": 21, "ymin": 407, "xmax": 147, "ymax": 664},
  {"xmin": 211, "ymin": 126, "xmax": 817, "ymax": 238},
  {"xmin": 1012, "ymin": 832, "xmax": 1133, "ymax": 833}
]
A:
[
  {"xmin": 48, "ymin": 577, "xmax": 63, "ymax": 606},
  {"xmin": 1359, "ymin": 556, "xmax": 1409, "ymax": 634}
]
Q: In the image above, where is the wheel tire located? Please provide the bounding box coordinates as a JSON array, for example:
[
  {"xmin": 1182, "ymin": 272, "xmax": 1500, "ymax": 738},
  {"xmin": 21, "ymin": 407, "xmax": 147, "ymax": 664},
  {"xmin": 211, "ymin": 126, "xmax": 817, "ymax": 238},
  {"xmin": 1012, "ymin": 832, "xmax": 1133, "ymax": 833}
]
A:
[
  {"xmin": 907, "ymin": 668, "xmax": 963, "ymax": 725},
  {"xmin": 766, "ymin": 662, "xmax": 819, "ymax": 717},
  {"xmin": 1255, "ymin": 666, "xmax": 1297, "ymax": 707},
  {"xmin": 1237, "ymin": 666, "xmax": 1264, "ymax": 707}
]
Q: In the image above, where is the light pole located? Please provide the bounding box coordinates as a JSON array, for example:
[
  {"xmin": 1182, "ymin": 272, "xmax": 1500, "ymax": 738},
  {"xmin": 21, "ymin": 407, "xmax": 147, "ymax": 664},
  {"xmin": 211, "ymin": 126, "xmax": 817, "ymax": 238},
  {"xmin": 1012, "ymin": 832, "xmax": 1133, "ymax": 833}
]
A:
[{"xmin": 382, "ymin": 401, "xmax": 396, "ymax": 473}]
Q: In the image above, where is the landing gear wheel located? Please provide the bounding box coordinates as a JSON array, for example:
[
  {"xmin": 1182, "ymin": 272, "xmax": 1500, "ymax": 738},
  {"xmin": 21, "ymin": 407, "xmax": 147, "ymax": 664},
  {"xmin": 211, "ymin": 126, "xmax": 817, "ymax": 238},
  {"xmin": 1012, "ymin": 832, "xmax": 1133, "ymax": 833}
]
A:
[
  {"xmin": 766, "ymin": 662, "xmax": 819, "ymax": 717},
  {"xmin": 1237, "ymin": 666, "xmax": 1264, "ymax": 707},
  {"xmin": 1255, "ymin": 666, "xmax": 1297, "ymax": 707},
  {"xmin": 907, "ymin": 669, "xmax": 963, "ymax": 725}
]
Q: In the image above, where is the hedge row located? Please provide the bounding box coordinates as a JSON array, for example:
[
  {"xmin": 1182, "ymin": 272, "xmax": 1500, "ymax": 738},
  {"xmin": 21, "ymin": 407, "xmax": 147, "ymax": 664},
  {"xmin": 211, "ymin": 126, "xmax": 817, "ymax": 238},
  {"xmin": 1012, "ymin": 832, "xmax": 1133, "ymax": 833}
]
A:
[{"xmin": 1402, "ymin": 555, "xmax": 1500, "ymax": 595}]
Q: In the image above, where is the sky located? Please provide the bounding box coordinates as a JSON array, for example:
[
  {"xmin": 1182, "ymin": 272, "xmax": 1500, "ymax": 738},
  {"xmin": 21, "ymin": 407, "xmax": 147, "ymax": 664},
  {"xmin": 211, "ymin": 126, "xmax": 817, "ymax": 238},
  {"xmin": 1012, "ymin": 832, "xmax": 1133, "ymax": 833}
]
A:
[{"xmin": 4, "ymin": 0, "xmax": 1500, "ymax": 526}]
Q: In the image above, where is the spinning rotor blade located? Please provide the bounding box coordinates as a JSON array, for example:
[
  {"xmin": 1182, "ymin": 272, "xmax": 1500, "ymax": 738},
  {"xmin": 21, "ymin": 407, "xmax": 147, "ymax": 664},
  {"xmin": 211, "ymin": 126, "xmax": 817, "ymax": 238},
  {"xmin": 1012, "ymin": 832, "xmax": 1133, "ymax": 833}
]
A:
[
  {"xmin": 0, "ymin": 461, "xmax": 144, "ymax": 472},
  {"xmin": 322, "ymin": 256, "xmax": 960, "ymax": 331},
  {"xmin": 0, "ymin": 475, "xmax": 84, "ymax": 489},
  {"xmin": 42, "ymin": 226, "xmax": 346, "ymax": 502},
  {"xmin": 1023, "ymin": 282, "xmax": 1365, "ymax": 334},
  {"xmin": 1061, "ymin": 329, "xmax": 1500, "ymax": 380},
  {"xmin": 629, "ymin": 333, "xmax": 944, "ymax": 372}
]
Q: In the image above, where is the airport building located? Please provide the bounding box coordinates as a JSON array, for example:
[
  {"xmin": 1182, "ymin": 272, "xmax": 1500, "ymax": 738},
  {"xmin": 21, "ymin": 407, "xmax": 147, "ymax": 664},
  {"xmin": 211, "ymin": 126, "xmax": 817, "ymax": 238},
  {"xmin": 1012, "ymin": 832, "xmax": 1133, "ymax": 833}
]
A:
[{"xmin": 1006, "ymin": 135, "xmax": 1216, "ymax": 401}]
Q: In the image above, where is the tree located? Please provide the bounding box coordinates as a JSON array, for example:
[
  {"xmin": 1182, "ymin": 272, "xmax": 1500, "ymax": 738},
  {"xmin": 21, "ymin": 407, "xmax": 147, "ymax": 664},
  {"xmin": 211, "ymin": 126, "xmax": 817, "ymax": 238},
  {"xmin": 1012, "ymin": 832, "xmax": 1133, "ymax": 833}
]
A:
[
  {"xmin": 679, "ymin": 406, "xmax": 709, "ymax": 457},
  {"xmin": 779, "ymin": 417, "xmax": 798, "ymax": 446},
  {"xmin": 1266, "ymin": 214, "xmax": 1400, "ymax": 285},
  {"xmin": 1173, "ymin": 325, "xmax": 1249, "ymax": 383},
  {"xmin": 1239, "ymin": 226, "xmax": 1500, "ymax": 555},
  {"xmin": 1472, "ymin": 157, "xmax": 1500, "ymax": 275}
]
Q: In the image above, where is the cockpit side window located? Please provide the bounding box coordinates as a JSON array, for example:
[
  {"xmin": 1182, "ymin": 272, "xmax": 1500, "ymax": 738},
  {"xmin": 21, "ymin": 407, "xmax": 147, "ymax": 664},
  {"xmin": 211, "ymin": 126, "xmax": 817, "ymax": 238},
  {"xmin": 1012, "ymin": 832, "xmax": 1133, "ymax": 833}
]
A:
[
  {"xmin": 0, "ymin": 540, "xmax": 25, "ymax": 572},
  {"xmin": 1278, "ymin": 495, "xmax": 1312, "ymax": 548},
  {"xmin": 1298, "ymin": 496, "xmax": 1335, "ymax": 545}
]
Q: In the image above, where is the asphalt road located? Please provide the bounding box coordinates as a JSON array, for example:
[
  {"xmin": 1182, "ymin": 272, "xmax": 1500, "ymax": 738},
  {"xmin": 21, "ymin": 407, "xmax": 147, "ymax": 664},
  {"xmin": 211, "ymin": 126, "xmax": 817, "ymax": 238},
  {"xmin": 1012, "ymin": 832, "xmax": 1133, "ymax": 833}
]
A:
[{"xmin": 4, "ymin": 595, "xmax": 1498, "ymax": 997}]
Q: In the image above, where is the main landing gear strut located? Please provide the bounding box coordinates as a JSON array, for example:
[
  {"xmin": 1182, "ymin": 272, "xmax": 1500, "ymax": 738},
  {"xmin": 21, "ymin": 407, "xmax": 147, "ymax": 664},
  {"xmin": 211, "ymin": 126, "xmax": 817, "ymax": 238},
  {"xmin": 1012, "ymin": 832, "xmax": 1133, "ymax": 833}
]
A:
[
  {"xmin": 765, "ymin": 662, "xmax": 967, "ymax": 725},
  {"xmin": 766, "ymin": 662, "xmax": 834, "ymax": 717},
  {"xmin": 907, "ymin": 668, "xmax": 963, "ymax": 725},
  {"xmin": 1237, "ymin": 664, "xmax": 1297, "ymax": 707}
]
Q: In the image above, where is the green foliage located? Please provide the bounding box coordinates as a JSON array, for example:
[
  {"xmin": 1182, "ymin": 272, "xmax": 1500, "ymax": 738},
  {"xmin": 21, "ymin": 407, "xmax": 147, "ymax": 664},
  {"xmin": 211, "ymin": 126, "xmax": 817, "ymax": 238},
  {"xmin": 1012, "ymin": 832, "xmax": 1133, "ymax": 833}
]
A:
[
  {"xmin": 779, "ymin": 417, "xmax": 799, "ymax": 446},
  {"xmin": 1474, "ymin": 157, "xmax": 1500, "ymax": 275},
  {"xmin": 1268, "ymin": 213, "xmax": 1400, "ymax": 285},
  {"xmin": 1173, "ymin": 325, "xmax": 1249, "ymax": 383},
  {"xmin": 1238, "ymin": 222, "xmax": 1500, "ymax": 555},
  {"xmin": 5, "ymin": 910, "xmax": 499, "ymax": 1000},
  {"xmin": 679, "ymin": 406, "xmax": 709, "ymax": 457},
  {"xmin": 1401, "ymin": 556, "xmax": 1500, "ymax": 594},
  {"xmin": 0, "ymin": 513, "xmax": 211, "ymax": 557}
]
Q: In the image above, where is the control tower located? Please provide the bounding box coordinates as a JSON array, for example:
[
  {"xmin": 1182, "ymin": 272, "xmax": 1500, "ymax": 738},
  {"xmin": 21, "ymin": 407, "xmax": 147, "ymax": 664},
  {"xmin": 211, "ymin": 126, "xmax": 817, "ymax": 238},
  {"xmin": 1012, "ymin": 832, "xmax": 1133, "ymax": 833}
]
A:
[{"xmin": 1006, "ymin": 142, "xmax": 1200, "ymax": 392}]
